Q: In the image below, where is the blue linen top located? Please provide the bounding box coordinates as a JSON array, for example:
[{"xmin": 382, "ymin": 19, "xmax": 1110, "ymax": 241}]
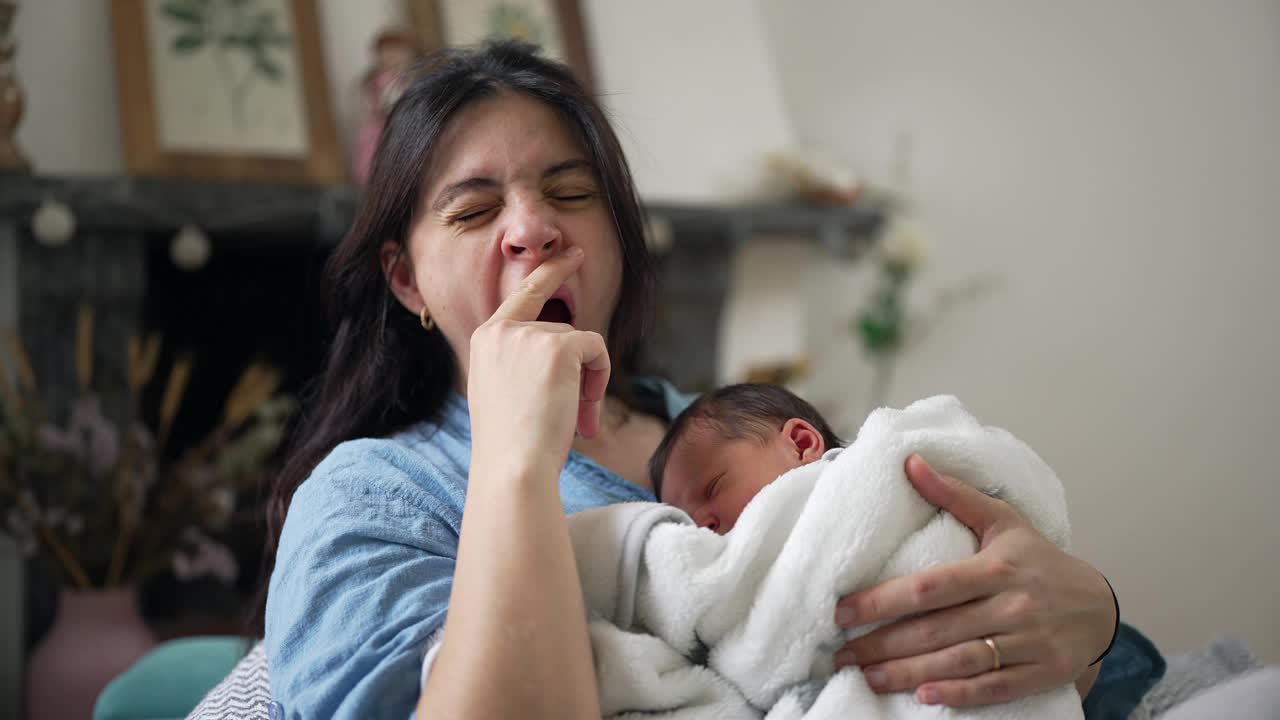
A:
[{"xmin": 264, "ymin": 378, "xmax": 1161, "ymax": 719}]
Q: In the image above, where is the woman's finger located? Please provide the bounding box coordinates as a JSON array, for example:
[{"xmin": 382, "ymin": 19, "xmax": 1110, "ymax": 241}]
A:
[
  {"xmin": 916, "ymin": 662, "xmax": 1061, "ymax": 708},
  {"xmin": 904, "ymin": 454, "xmax": 1020, "ymax": 544},
  {"xmin": 489, "ymin": 247, "xmax": 585, "ymax": 323},
  {"xmin": 836, "ymin": 594, "xmax": 1011, "ymax": 666},
  {"xmin": 836, "ymin": 553, "xmax": 1011, "ymax": 629},
  {"xmin": 564, "ymin": 330, "xmax": 609, "ymax": 438},
  {"xmin": 840, "ymin": 633, "xmax": 1038, "ymax": 694}
]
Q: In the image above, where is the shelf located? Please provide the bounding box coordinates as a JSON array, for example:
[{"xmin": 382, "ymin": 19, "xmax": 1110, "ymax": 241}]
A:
[
  {"xmin": 646, "ymin": 200, "xmax": 885, "ymax": 259},
  {"xmin": 0, "ymin": 173, "xmax": 359, "ymax": 246},
  {"xmin": 0, "ymin": 173, "xmax": 886, "ymax": 255}
]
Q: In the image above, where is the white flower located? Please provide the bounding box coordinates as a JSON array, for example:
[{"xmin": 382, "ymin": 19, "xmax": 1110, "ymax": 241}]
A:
[{"xmin": 880, "ymin": 216, "xmax": 930, "ymax": 269}]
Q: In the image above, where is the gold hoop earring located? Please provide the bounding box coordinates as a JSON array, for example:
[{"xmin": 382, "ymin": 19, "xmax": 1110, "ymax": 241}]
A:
[{"xmin": 419, "ymin": 305, "xmax": 435, "ymax": 331}]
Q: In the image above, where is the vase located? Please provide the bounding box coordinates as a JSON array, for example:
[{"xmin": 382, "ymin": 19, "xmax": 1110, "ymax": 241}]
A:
[{"xmin": 26, "ymin": 587, "xmax": 157, "ymax": 720}]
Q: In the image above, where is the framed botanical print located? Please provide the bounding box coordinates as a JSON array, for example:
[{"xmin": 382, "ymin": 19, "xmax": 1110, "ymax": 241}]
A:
[
  {"xmin": 111, "ymin": 0, "xmax": 342, "ymax": 185},
  {"xmin": 406, "ymin": 0, "xmax": 595, "ymax": 92}
]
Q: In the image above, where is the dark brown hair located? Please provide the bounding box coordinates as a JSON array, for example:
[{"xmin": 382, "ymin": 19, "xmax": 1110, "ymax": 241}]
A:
[
  {"xmin": 649, "ymin": 384, "xmax": 844, "ymax": 501},
  {"xmin": 251, "ymin": 40, "xmax": 655, "ymax": 631}
]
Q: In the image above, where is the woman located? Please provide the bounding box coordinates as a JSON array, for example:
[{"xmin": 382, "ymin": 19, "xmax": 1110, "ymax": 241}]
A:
[{"xmin": 261, "ymin": 41, "xmax": 1158, "ymax": 719}]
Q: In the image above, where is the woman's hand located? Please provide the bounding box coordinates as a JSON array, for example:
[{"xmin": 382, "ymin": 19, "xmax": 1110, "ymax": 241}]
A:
[
  {"xmin": 429, "ymin": 245, "xmax": 606, "ymax": 719},
  {"xmin": 467, "ymin": 246, "xmax": 611, "ymax": 478},
  {"xmin": 832, "ymin": 455, "xmax": 1115, "ymax": 707}
]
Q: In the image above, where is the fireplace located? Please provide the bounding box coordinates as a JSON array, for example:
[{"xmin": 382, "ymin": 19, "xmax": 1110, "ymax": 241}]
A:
[{"xmin": 0, "ymin": 172, "xmax": 882, "ymax": 645}]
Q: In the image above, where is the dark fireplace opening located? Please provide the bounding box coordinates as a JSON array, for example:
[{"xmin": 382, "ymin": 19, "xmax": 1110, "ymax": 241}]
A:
[
  {"xmin": 136, "ymin": 232, "xmax": 331, "ymax": 634},
  {"xmin": 139, "ymin": 233, "xmax": 329, "ymax": 464}
]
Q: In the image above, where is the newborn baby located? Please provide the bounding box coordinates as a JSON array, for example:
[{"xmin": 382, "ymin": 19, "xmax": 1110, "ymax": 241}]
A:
[{"xmin": 650, "ymin": 382, "xmax": 843, "ymax": 533}]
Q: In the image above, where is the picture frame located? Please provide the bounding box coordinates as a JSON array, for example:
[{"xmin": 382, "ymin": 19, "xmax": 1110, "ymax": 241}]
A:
[
  {"xmin": 110, "ymin": 0, "xmax": 342, "ymax": 185},
  {"xmin": 405, "ymin": 0, "xmax": 595, "ymax": 92}
]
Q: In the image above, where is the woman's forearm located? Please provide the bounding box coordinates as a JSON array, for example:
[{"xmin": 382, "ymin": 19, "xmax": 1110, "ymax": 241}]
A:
[
  {"xmin": 1074, "ymin": 566, "xmax": 1115, "ymax": 702},
  {"xmin": 1075, "ymin": 661, "xmax": 1101, "ymax": 700},
  {"xmin": 418, "ymin": 459, "xmax": 599, "ymax": 719}
]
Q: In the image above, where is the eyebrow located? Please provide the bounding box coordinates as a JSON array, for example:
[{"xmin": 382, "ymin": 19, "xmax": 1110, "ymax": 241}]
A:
[
  {"xmin": 430, "ymin": 158, "xmax": 597, "ymax": 213},
  {"xmin": 543, "ymin": 158, "xmax": 596, "ymax": 180},
  {"xmin": 430, "ymin": 177, "xmax": 499, "ymax": 213}
]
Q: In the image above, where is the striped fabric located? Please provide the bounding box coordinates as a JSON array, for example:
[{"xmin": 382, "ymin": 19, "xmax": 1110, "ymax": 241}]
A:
[
  {"xmin": 186, "ymin": 641, "xmax": 275, "ymax": 720},
  {"xmin": 1134, "ymin": 637, "xmax": 1263, "ymax": 719}
]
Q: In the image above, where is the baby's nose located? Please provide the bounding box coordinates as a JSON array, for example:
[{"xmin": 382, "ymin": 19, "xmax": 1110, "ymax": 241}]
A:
[{"xmin": 692, "ymin": 508, "xmax": 720, "ymax": 533}]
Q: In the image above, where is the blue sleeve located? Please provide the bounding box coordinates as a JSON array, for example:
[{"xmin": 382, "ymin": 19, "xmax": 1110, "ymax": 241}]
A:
[
  {"xmin": 1083, "ymin": 622, "xmax": 1166, "ymax": 720},
  {"xmin": 265, "ymin": 440, "xmax": 460, "ymax": 720}
]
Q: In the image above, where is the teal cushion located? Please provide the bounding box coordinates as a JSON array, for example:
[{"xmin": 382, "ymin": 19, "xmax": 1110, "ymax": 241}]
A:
[{"xmin": 94, "ymin": 636, "xmax": 249, "ymax": 720}]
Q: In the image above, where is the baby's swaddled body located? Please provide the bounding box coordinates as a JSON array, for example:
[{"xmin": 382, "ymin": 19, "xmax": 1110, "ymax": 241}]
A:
[{"xmin": 568, "ymin": 395, "xmax": 1083, "ymax": 719}]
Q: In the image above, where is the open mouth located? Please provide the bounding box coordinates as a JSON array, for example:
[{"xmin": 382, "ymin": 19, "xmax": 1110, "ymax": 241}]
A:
[{"xmin": 537, "ymin": 298, "xmax": 573, "ymax": 325}]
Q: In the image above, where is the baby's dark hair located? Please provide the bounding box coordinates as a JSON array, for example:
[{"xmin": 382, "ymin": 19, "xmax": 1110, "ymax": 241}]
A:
[{"xmin": 649, "ymin": 383, "xmax": 844, "ymax": 501}]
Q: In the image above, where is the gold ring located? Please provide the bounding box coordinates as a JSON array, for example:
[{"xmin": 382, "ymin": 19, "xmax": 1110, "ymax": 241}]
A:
[{"xmin": 984, "ymin": 636, "xmax": 1002, "ymax": 671}]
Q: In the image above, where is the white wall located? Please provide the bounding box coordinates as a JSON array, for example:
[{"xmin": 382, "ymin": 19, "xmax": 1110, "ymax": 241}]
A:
[
  {"xmin": 759, "ymin": 0, "xmax": 1280, "ymax": 661},
  {"xmin": 583, "ymin": 0, "xmax": 795, "ymax": 201},
  {"xmin": 13, "ymin": 0, "xmax": 403, "ymax": 177},
  {"xmin": 12, "ymin": 0, "xmax": 792, "ymax": 199}
]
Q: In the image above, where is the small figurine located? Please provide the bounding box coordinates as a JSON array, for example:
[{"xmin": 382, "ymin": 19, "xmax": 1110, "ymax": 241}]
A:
[{"xmin": 352, "ymin": 28, "xmax": 420, "ymax": 185}]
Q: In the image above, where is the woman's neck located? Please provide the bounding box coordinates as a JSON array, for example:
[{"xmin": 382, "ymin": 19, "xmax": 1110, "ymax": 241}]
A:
[
  {"xmin": 572, "ymin": 396, "xmax": 666, "ymax": 492},
  {"xmin": 600, "ymin": 396, "xmax": 633, "ymax": 432}
]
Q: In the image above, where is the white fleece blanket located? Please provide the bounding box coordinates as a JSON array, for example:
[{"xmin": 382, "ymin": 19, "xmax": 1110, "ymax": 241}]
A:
[{"xmin": 566, "ymin": 395, "xmax": 1084, "ymax": 719}]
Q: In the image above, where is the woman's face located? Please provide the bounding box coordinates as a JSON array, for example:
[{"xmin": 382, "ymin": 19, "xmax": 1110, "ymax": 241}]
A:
[{"xmin": 389, "ymin": 90, "xmax": 623, "ymax": 388}]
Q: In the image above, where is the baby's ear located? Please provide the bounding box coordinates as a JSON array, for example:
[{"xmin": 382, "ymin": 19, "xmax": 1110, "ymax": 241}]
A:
[{"xmin": 782, "ymin": 418, "xmax": 825, "ymax": 462}]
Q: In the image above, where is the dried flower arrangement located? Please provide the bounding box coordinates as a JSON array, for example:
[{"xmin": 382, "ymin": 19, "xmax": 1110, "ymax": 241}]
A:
[{"xmin": 0, "ymin": 305, "xmax": 293, "ymax": 589}]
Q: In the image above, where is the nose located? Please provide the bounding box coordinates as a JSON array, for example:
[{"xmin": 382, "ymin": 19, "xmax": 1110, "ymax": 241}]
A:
[
  {"xmin": 692, "ymin": 507, "xmax": 720, "ymax": 534},
  {"xmin": 501, "ymin": 200, "xmax": 562, "ymax": 262}
]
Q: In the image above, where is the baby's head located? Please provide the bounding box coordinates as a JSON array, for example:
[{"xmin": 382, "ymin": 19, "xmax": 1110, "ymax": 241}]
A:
[{"xmin": 650, "ymin": 384, "xmax": 843, "ymax": 534}]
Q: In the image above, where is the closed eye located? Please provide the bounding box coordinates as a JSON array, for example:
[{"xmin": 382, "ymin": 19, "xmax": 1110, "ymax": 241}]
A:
[
  {"xmin": 448, "ymin": 206, "xmax": 497, "ymax": 225},
  {"xmin": 705, "ymin": 472, "xmax": 725, "ymax": 501}
]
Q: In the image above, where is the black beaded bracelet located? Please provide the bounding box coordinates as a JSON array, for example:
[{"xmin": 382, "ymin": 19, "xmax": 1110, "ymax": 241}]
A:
[{"xmin": 1090, "ymin": 574, "xmax": 1120, "ymax": 666}]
